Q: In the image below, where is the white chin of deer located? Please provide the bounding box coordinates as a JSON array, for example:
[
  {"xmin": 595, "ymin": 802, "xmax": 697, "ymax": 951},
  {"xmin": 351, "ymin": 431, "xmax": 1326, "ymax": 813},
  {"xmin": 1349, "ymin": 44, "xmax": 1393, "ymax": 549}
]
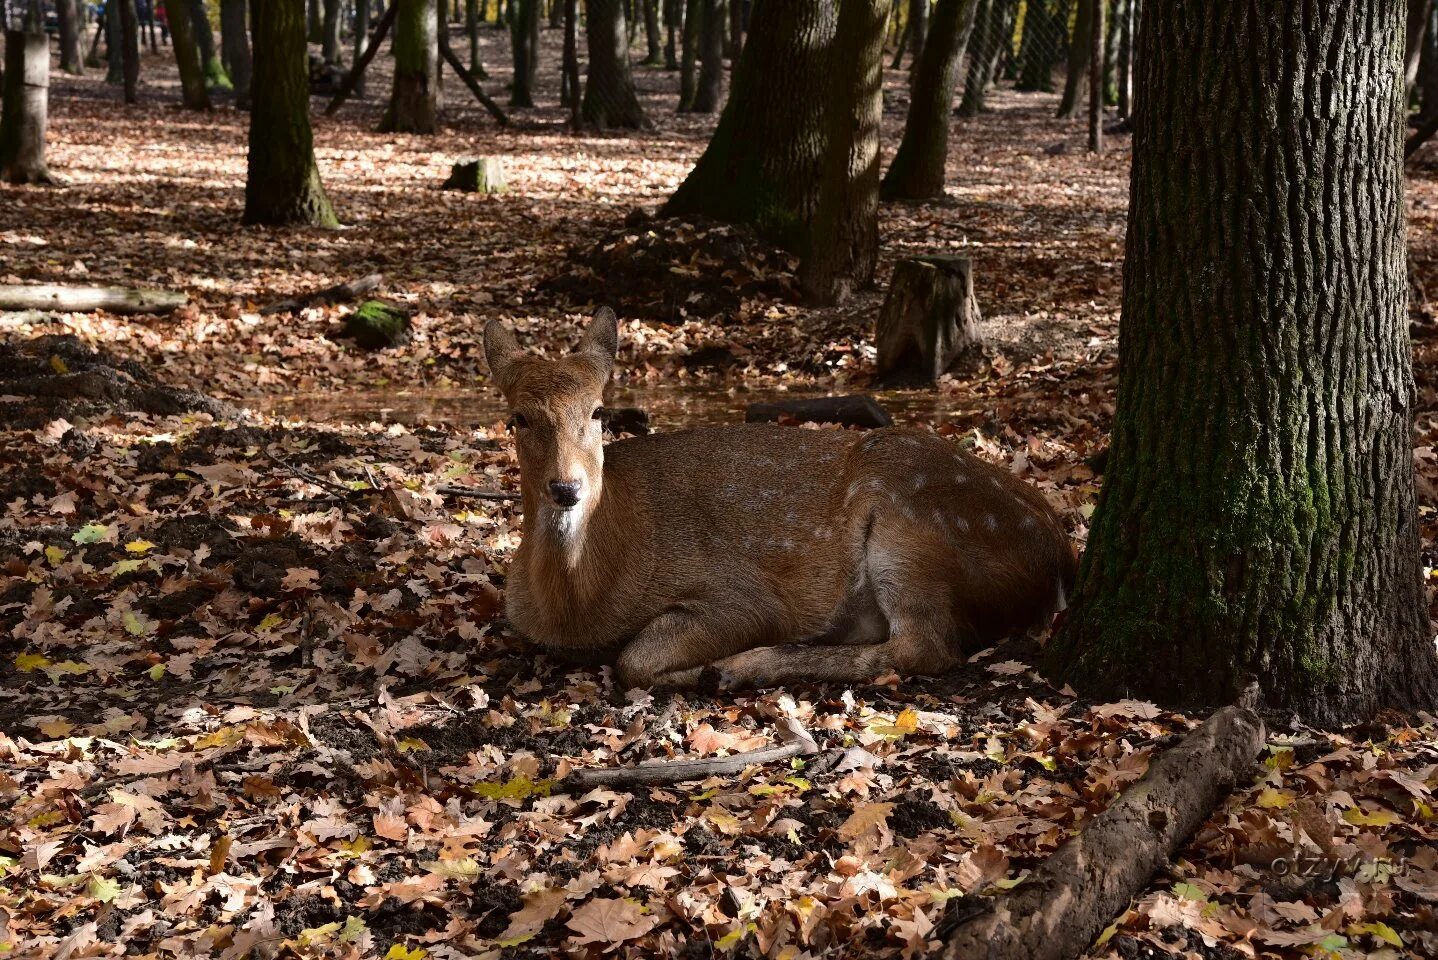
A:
[{"xmin": 544, "ymin": 501, "xmax": 586, "ymax": 550}]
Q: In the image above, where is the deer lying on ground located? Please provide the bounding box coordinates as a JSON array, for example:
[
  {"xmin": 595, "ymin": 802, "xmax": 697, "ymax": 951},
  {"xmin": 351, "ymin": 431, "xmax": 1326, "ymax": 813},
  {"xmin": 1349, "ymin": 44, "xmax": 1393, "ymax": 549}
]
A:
[{"xmin": 483, "ymin": 309, "xmax": 1076, "ymax": 692}]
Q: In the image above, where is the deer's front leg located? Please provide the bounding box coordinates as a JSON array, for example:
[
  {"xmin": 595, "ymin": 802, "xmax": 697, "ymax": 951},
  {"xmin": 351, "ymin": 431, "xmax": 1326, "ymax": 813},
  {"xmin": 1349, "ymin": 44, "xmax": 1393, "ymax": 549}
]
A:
[{"xmin": 616, "ymin": 610, "xmax": 760, "ymax": 691}]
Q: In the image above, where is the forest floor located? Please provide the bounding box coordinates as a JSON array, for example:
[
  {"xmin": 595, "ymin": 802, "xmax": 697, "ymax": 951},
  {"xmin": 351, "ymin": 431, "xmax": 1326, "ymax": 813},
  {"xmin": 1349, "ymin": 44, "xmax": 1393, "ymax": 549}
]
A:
[{"xmin": 3, "ymin": 30, "xmax": 1438, "ymax": 960}]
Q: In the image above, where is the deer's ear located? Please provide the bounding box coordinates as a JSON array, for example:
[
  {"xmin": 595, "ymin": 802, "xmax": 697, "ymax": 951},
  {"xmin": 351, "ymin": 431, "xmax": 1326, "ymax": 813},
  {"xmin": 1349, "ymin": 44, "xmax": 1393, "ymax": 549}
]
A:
[
  {"xmin": 483, "ymin": 320, "xmax": 523, "ymax": 394},
  {"xmin": 577, "ymin": 307, "xmax": 618, "ymax": 379}
]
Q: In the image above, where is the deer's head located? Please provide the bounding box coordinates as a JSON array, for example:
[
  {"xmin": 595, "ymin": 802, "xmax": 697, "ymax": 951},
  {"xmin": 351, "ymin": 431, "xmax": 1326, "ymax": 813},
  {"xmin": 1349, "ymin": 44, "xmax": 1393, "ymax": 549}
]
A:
[{"xmin": 483, "ymin": 309, "xmax": 617, "ymax": 519}]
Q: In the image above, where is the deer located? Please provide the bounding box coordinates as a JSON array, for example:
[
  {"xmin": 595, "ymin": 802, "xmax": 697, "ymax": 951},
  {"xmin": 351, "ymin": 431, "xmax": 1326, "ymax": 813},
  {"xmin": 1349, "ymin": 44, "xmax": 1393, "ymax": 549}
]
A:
[{"xmin": 482, "ymin": 309, "xmax": 1076, "ymax": 692}]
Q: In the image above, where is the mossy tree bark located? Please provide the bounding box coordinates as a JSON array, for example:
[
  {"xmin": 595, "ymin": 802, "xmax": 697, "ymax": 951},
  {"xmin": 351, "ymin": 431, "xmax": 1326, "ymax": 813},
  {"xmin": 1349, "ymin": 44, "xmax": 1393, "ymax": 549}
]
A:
[
  {"xmin": 1056, "ymin": 0, "xmax": 1092, "ymax": 118},
  {"xmin": 1046, "ymin": 0, "xmax": 1438, "ymax": 726},
  {"xmin": 509, "ymin": 0, "xmax": 539, "ymax": 106},
  {"xmin": 192, "ymin": 0, "xmax": 233, "ymax": 90},
  {"xmin": 641, "ymin": 0, "xmax": 663, "ymax": 64},
  {"xmin": 881, "ymin": 0, "xmax": 978, "ymax": 200},
  {"xmin": 221, "ymin": 0, "xmax": 253, "ymax": 106},
  {"xmin": 662, "ymin": 0, "xmax": 836, "ymax": 249},
  {"xmin": 581, "ymin": 0, "xmax": 649, "ymax": 128},
  {"xmin": 677, "ymin": 0, "xmax": 699, "ymax": 109},
  {"xmin": 797, "ymin": 0, "xmax": 888, "ymax": 305},
  {"xmin": 381, "ymin": 0, "xmax": 440, "ymax": 132},
  {"xmin": 690, "ymin": 0, "xmax": 724, "ymax": 113},
  {"xmin": 663, "ymin": 0, "xmax": 681, "ymax": 68},
  {"xmin": 1016, "ymin": 0, "xmax": 1058, "ymax": 92},
  {"xmin": 244, "ymin": 0, "xmax": 339, "ymax": 226},
  {"xmin": 166, "ymin": 0, "xmax": 213, "ymax": 108}
]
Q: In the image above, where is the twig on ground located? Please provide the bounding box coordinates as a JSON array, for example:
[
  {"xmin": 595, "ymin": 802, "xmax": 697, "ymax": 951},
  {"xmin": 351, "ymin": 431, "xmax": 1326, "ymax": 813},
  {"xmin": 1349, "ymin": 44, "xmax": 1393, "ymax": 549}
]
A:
[
  {"xmin": 436, "ymin": 484, "xmax": 523, "ymax": 502},
  {"xmin": 559, "ymin": 718, "xmax": 820, "ymax": 791},
  {"xmin": 263, "ymin": 449, "xmax": 353, "ymax": 497},
  {"xmin": 259, "ymin": 273, "xmax": 384, "ymax": 315}
]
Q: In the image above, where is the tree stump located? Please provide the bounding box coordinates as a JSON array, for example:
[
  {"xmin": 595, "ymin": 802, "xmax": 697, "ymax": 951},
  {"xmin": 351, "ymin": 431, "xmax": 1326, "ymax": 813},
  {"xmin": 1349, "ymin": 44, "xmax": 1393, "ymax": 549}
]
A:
[
  {"xmin": 338, "ymin": 300, "xmax": 411, "ymax": 349},
  {"xmin": 875, "ymin": 255, "xmax": 981, "ymax": 386},
  {"xmin": 443, "ymin": 157, "xmax": 507, "ymax": 193},
  {"xmin": 0, "ymin": 31, "xmax": 57, "ymax": 185}
]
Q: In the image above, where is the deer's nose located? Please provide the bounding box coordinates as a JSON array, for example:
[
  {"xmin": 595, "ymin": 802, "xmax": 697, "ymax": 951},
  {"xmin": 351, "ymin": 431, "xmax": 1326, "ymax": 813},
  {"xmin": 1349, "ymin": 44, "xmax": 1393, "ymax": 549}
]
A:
[{"xmin": 548, "ymin": 479, "xmax": 583, "ymax": 508}]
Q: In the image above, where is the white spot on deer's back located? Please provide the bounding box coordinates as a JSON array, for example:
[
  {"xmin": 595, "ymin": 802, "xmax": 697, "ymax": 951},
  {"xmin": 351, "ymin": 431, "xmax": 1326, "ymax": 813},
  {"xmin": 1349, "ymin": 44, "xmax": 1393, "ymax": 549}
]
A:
[
  {"xmin": 983, "ymin": 514, "xmax": 999, "ymax": 531},
  {"xmin": 1020, "ymin": 515, "xmax": 1037, "ymax": 529},
  {"xmin": 912, "ymin": 475, "xmax": 928, "ymax": 492},
  {"xmin": 955, "ymin": 516, "xmax": 970, "ymax": 532}
]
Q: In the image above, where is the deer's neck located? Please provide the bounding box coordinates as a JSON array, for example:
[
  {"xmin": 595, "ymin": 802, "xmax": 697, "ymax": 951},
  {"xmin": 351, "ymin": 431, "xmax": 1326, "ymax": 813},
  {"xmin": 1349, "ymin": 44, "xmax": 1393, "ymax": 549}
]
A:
[{"xmin": 521, "ymin": 476, "xmax": 607, "ymax": 574}]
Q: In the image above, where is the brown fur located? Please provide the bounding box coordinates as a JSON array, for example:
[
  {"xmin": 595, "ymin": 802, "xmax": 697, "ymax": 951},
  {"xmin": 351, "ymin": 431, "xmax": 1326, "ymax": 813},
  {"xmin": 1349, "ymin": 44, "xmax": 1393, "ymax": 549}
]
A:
[{"xmin": 484, "ymin": 310, "xmax": 1077, "ymax": 691}]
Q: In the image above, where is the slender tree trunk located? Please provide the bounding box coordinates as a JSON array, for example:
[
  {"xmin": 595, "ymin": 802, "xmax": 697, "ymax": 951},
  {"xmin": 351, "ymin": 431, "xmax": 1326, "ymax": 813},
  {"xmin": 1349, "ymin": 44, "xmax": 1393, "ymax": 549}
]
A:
[
  {"xmin": 727, "ymin": 0, "xmax": 742, "ymax": 64},
  {"xmin": 381, "ymin": 0, "xmax": 440, "ymax": 131},
  {"xmin": 1115, "ymin": 0, "xmax": 1132, "ymax": 118},
  {"xmin": 1423, "ymin": 3, "xmax": 1438, "ymax": 125},
  {"xmin": 563, "ymin": 0, "xmax": 580, "ymax": 120},
  {"xmin": 689, "ymin": 0, "xmax": 723, "ymax": 112},
  {"xmin": 57, "ymin": 0, "xmax": 85, "ymax": 75},
  {"xmin": 957, "ymin": 0, "xmax": 1010, "ymax": 115},
  {"xmin": 1056, "ymin": 0, "xmax": 1092, "ymax": 117},
  {"xmin": 1407, "ymin": 0, "xmax": 1432, "ymax": 94},
  {"xmin": 0, "ymin": 31, "xmax": 57, "ymax": 184},
  {"xmin": 663, "ymin": 0, "xmax": 680, "ymax": 68},
  {"xmin": 222, "ymin": 0, "xmax": 253, "ymax": 105},
  {"xmin": 192, "ymin": 0, "xmax": 233, "ymax": 89},
  {"xmin": 308, "ymin": 0, "xmax": 324, "ymax": 39},
  {"xmin": 677, "ymin": 0, "xmax": 699, "ymax": 109},
  {"xmin": 881, "ymin": 0, "xmax": 979, "ymax": 200},
  {"xmin": 663, "ymin": 0, "xmax": 835, "ymax": 248},
  {"xmin": 118, "ymin": 0, "xmax": 141, "ymax": 102},
  {"xmin": 246, "ymin": 0, "xmax": 338, "ymax": 225},
  {"xmin": 1047, "ymin": 0, "xmax": 1438, "ymax": 726},
  {"xmin": 1016, "ymin": 0, "xmax": 1055, "ymax": 91},
  {"xmin": 1086, "ymin": 0, "xmax": 1102, "ymax": 150},
  {"xmin": 509, "ymin": 0, "xmax": 538, "ymax": 104},
  {"xmin": 355, "ymin": 0, "xmax": 371, "ymax": 93},
  {"xmin": 322, "ymin": 0, "xmax": 344, "ymax": 63},
  {"xmin": 904, "ymin": 0, "xmax": 927, "ymax": 74},
  {"xmin": 640, "ymin": 0, "xmax": 662, "ymax": 63},
  {"xmin": 581, "ymin": 0, "xmax": 648, "ymax": 128},
  {"xmin": 106, "ymin": 0, "xmax": 125, "ymax": 84},
  {"xmin": 798, "ymin": 0, "xmax": 888, "ymax": 304},
  {"xmin": 167, "ymin": 0, "xmax": 213, "ymax": 107}
]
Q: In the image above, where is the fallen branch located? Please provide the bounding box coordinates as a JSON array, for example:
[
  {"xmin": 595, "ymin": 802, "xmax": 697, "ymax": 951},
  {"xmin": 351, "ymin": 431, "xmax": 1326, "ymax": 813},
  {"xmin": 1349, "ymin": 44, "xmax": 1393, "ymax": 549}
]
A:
[
  {"xmin": 324, "ymin": 3, "xmax": 396, "ymax": 116},
  {"xmin": 260, "ymin": 273, "xmax": 384, "ymax": 315},
  {"xmin": 0, "ymin": 284, "xmax": 187, "ymax": 316},
  {"xmin": 560, "ymin": 718, "xmax": 820, "ymax": 791},
  {"xmin": 438, "ymin": 29, "xmax": 510, "ymax": 126},
  {"xmin": 436, "ymin": 484, "xmax": 522, "ymax": 502},
  {"xmin": 264, "ymin": 449, "xmax": 354, "ymax": 497},
  {"xmin": 939, "ymin": 704, "xmax": 1265, "ymax": 960}
]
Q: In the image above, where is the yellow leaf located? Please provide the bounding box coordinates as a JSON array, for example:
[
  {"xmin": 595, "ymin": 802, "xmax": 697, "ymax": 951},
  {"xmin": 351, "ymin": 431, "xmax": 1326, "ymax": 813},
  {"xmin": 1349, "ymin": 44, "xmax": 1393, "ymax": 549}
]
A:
[
  {"xmin": 715, "ymin": 922, "xmax": 756, "ymax": 950},
  {"xmin": 1093, "ymin": 921, "xmax": 1120, "ymax": 948},
  {"xmin": 122, "ymin": 612, "xmax": 148, "ymax": 636},
  {"xmin": 125, "ymin": 540, "xmax": 156, "ymax": 554},
  {"xmin": 338, "ymin": 836, "xmax": 373, "ymax": 857},
  {"xmin": 1349, "ymin": 921, "xmax": 1402, "ymax": 947},
  {"xmin": 339, "ymin": 915, "xmax": 368, "ymax": 942},
  {"xmin": 15, "ymin": 652, "xmax": 51, "ymax": 672},
  {"xmin": 1257, "ymin": 788, "xmax": 1295, "ymax": 809},
  {"xmin": 44, "ymin": 545, "xmax": 66, "ymax": 565},
  {"xmin": 395, "ymin": 737, "xmax": 429, "ymax": 753},
  {"xmin": 1343, "ymin": 807, "xmax": 1400, "ymax": 827},
  {"xmin": 148, "ymin": 663, "xmax": 166, "ymax": 681},
  {"xmin": 110, "ymin": 558, "xmax": 147, "ymax": 576},
  {"xmin": 195, "ymin": 727, "xmax": 243, "ymax": 749},
  {"xmin": 257, "ymin": 613, "xmax": 284, "ymax": 632},
  {"xmin": 470, "ymin": 775, "xmax": 553, "ymax": 801},
  {"xmin": 297, "ymin": 921, "xmax": 341, "ymax": 946},
  {"xmin": 419, "ymin": 857, "xmax": 481, "ymax": 879},
  {"xmin": 38, "ymin": 718, "xmax": 74, "ymax": 738},
  {"xmin": 385, "ymin": 945, "xmax": 427, "ymax": 960},
  {"xmin": 87, "ymin": 874, "xmax": 122, "ymax": 903},
  {"xmin": 50, "ymin": 355, "xmax": 69, "ymax": 374}
]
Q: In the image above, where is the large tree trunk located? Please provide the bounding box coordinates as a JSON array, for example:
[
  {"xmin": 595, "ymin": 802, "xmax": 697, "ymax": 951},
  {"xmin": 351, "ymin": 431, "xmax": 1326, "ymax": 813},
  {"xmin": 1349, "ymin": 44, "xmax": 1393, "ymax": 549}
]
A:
[
  {"xmin": 509, "ymin": 0, "xmax": 539, "ymax": 105},
  {"xmin": 192, "ymin": 0, "xmax": 233, "ymax": 89},
  {"xmin": 798, "ymin": 0, "xmax": 888, "ymax": 304},
  {"xmin": 381, "ymin": 0, "xmax": 440, "ymax": 132},
  {"xmin": 0, "ymin": 31, "xmax": 56, "ymax": 184},
  {"xmin": 166, "ymin": 0, "xmax": 213, "ymax": 108},
  {"xmin": 118, "ymin": 0, "xmax": 141, "ymax": 102},
  {"xmin": 245, "ymin": 0, "xmax": 339, "ymax": 226},
  {"xmin": 662, "ymin": 0, "xmax": 835, "ymax": 249},
  {"xmin": 57, "ymin": 0, "xmax": 85, "ymax": 75},
  {"xmin": 1055, "ymin": 0, "xmax": 1092, "ymax": 117},
  {"xmin": 689, "ymin": 0, "xmax": 723, "ymax": 113},
  {"xmin": 881, "ymin": 0, "xmax": 978, "ymax": 200},
  {"xmin": 221, "ymin": 0, "xmax": 253, "ymax": 106},
  {"xmin": 581, "ymin": 0, "xmax": 648, "ymax": 128},
  {"xmin": 1046, "ymin": 0, "xmax": 1438, "ymax": 726}
]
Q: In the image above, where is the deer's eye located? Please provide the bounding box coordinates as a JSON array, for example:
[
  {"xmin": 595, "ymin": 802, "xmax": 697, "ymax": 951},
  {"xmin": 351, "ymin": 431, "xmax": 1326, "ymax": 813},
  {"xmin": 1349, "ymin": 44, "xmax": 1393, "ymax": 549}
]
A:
[
  {"xmin": 592, "ymin": 406, "xmax": 606, "ymax": 421},
  {"xmin": 509, "ymin": 413, "xmax": 529, "ymax": 430}
]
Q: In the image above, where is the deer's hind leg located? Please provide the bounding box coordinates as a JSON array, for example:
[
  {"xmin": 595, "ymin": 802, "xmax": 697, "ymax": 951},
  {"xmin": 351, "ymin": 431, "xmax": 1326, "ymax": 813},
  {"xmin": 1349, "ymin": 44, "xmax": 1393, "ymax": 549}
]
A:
[
  {"xmin": 615, "ymin": 608, "xmax": 769, "ymax": 691},
  {"xmin": 712, "ymin": 524, "xmax": 963, "ymax": 690}
]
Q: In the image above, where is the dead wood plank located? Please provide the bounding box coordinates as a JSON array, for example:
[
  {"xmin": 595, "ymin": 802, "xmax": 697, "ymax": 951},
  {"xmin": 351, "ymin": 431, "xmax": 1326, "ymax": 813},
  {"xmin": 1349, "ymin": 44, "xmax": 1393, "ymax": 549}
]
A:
[{"xmin": 0, "ymin": 284, "xmax": 187, "ymax": 315}]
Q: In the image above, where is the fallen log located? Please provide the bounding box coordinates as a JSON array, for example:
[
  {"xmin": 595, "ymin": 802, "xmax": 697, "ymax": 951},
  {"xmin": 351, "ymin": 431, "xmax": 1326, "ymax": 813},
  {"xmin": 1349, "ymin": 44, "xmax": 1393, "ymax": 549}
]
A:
[
  {"xmin": 940, "ymin": 704, "xmax": 1264, "ymax": 960},
  {"xmin": 560, "ymin": 718, "xmax": 820, "ymax": 791},
  {"xmin": 0, "ymin": 284, "xmax": 187, "ymax": 316},
  {"xmin": 260, "ymin": 273, "xmax": 383, "ymax": 315}
]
